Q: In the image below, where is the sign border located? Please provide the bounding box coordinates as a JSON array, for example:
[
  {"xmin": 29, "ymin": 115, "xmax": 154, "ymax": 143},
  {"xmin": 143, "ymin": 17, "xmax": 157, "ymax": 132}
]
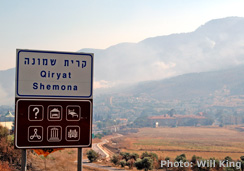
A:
[
  {"xmin": 16, "ymin": 49, "xmax": 93, "ymax": 98},
  {"xmin": 15, "ymin": 98, "xmax": 92, "ymax": 149}
]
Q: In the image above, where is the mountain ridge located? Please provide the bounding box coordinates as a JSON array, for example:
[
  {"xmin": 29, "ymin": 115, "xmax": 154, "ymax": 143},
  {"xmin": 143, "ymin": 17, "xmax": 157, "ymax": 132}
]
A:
[
  {"xmin": 1, "ymin": 17, "xmax": 244, "ymax": 105},
  {"xmin": 124, "ymin": 64, "xmax": 244, "ymax": 101},
  {"xmin": 79, "ymin": 17, "xmax": 244, "ymax": 88}
]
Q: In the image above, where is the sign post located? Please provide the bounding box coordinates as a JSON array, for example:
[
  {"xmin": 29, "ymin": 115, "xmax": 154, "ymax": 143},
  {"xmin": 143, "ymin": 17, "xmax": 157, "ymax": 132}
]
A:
[{"xmin": 15, "ymin": 49, "xmax": 93, "ymax": 170}]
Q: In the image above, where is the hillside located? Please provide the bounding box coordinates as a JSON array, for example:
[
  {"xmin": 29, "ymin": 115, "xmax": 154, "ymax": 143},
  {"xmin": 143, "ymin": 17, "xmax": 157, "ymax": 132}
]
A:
[
  {"xmin": 80, "ymin": 17, "xmax": 244, "ymax": 88},
  {"xmin": 91, "ymin": 65, "xmax": 244, "ymax": 127},
  {"xmin": 1, "ymin": 17, "xmax": 244, "ymax": 105},
  {"xmin": 125, "ymin": 65, "xmax": 244, "ymax": 101}
]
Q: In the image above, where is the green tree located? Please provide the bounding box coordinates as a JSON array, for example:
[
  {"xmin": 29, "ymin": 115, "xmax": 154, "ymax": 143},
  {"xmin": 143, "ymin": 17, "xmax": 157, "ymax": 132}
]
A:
[
  {"xmin": 130, "ymin": 152, "xmax": 139, "ymax": 161},
  {"xmin": 126, "ymin": 159, "xmax": 135, "ymax": 169},
  {"xmin": 223, "ymin": 156, "xmax": 239, "ymax": 171},
  {"xmin": 175, "ymin": 154, "xmax": 187, "ymax": 171},
  {"xmin": 94, "ymin": 133, "xmax": 103, "ymax": 139},
  {"xmin": 224, "ymin": 156, "xmax": 232, "ymax": 162},
  {"xmin": 135, "ymin": 157, "xmax": 153, "ymax": 171},
  {"xmin": 120, "ymin": 152, "xmax": 130, "ymax": 162},
  {"xmin": 86, "ymin": 149, "xmax": 99, "ymax": 162},
  {"xmin": 141, "ymin": 152, "xmax": 158, "ymax": 161},
  {"xmin": 0, "ymin": 125, "xmax": 8, "ymax": 139},
  {"xmin": 191, "ymin": 155, "xmax": 207, "ymax": 171},
  {"xmin": 161, "ymin": 157, "xmax": 171, "ymax": 171},
  {"xmin": 120, "ymin": 160, "xmax": 126, "ymax": 167},
  {"xmin": 169, "ymin": 109, "xmax": 176, "ymax": 117},
  {"xmin": 165, "ymin": 156, "xmax": 170, "ymax": 161},
  {"xmin": 175, "ymin": 154, "xmax": 187, "ymax": 162},
  {"xmin": 97, "ymin": 121, "xmax": 103, "ymax": 129},
  {"xmin": 240, "ymin": 156, "xmax": 244, "ymax": 171},
  {"xmin": 135, "ymin": 158, "xmax": 144, "ymax": 170},
  {"xmin": 110, "ymin": 155, "xmax": 120, "ymax": 165}
]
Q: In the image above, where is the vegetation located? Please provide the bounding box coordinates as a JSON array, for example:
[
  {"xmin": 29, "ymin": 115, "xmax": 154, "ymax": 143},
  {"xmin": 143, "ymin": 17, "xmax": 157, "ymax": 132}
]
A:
[
  {"xmin": 0, "ymin": 125, "xmax": 21, "ymax": 169},
  {"xmin": 93, "ymin": 87, "xmax": 244, "ymax": 130},
  {"xmin": 141, "ymin": 152, "xmax": 158, "ymax": 161},
  {"xmin": 0, "ymin": 161, "xmax": 11, "ymax": 171},
  {"xmin": 86, "ymin": 149, "xmax": 99, "ymax": 162},
  {"xmin": 175, "ymin": 154, "xmax": 187, "ymax": 163},
  {"xmin": 119, "ymin": 160, "xmax": 126, "ymax": 167},
  {"xmin": 110, "ymin": 155, "xmax": 120, "ymax": 165},
  {"xmin": 135, "ymin": 157, "xmax": 153, "ymax": 171}
]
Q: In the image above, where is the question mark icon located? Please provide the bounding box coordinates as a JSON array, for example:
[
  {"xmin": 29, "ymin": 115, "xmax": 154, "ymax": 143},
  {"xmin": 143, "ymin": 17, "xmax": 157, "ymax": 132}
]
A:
[{"xmin": 33, "ymin": 107, "xmax": 40, "ymax": 119}]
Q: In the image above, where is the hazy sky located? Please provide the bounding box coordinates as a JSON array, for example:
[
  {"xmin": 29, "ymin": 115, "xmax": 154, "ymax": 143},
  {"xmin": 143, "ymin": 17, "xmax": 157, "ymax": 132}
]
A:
[{"xmin": 1, "ymin": 0, "xmax": 244, "ymax": 70}]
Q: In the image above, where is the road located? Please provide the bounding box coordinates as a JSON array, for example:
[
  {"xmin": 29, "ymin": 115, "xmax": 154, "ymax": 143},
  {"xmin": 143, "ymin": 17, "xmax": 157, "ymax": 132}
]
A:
[
  {"xmin": 82, "ymin": 134, "xmax": 124, "ymax": 170},
  {"xmin": 83, "ymin": 159, "xmax": 126, "ymax": 171},
  {"xmin": 93, "ymin": 134, "xmax": 123, "ymax": 158},
  {"xmin": 93, "ymin": 139, "xmax": 110, "ymax": 158}
]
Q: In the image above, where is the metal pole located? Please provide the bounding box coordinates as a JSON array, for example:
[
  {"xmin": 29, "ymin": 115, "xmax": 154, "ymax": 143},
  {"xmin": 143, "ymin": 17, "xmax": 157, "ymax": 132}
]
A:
[
  {"xmin": 78, "ymin": 148, "xmax": 83, "ymax": 171},
  {"xmin": 21, "ymin": 149, "xmax": 27, "ymax": 171}
]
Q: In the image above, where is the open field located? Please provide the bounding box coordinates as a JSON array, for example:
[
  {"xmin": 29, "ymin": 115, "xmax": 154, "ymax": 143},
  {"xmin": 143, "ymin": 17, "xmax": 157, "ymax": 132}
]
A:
[
  {"xmin": 115, "ymin": 126, "xmax": 244, "ymax": 160},
  {"xmin": 29, "ymin": 138, "xmax": 103, "ymax": 171}
]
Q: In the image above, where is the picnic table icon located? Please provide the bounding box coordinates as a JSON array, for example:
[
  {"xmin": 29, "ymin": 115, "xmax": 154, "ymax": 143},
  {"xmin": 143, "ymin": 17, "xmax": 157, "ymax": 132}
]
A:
[{"xmin": 68, "ymin": 109, "xmax": 78, "ymax": 118}]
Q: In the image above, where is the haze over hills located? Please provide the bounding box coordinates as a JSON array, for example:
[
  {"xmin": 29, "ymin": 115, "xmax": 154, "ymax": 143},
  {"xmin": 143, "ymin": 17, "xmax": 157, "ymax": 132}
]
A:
[
  {"xmin": 80, "ymin": 16, "xmax": 244, "ymax": 88},
  {"xmin": 0, "ymin": 68, "xmax": 15, "ymax": 105},
  {"xmin": 1, "ymin": 17, "xmax": 244, "ymax": 105},
  {"xmin": 123, "ymin": 65, "xmax": 244, "ymax": 101}
]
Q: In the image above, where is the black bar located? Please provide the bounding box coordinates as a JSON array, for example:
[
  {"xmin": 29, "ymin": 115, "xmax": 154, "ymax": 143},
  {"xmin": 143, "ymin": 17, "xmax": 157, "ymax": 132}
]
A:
[
  {"xmin": 21, "ymin": 149, "xmax": 27, "ymax": 171},
  {"xmin": 78, "ymin": 148, "xmax": 82, "ymax": 171}
]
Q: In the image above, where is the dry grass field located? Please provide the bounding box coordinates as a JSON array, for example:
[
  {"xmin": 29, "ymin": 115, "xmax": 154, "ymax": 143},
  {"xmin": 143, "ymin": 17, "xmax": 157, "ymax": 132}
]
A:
[
  {"xmin": 29, "ymin": 138, "xmax": 103, "ymax": 171},
  {"xmin": 116, "ymin": 126, "xmax": 244, "ymax": 160}
]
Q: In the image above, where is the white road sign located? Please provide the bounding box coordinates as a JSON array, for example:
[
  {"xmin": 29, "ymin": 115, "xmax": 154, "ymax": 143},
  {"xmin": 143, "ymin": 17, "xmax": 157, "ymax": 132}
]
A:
[{"xmin": 16, "ymin": 49, "xmax": 93, "ymax": 98}]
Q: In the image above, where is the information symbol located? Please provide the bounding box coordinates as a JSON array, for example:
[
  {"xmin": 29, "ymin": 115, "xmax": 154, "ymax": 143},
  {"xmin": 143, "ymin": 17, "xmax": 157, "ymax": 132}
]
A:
[
  {"xmin": 28, "ymin": 105, "xmax": 44, "ymax": 121},
  {"xmin": 33, "ymin": 107, "xmax": 39, "ymax": 119}
]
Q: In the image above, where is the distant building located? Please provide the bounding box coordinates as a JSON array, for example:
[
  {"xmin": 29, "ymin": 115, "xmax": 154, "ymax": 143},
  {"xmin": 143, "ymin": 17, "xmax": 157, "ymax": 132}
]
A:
[
  {"xmin": 0, "ymin": 110, "xmax": 14, "ymax": 122},
  {"xmin": 5, "ymin": 111, "xmax": 14, "ymax": 118},
  {"xmin": 116, "ymin": 118, "xmax": 128, "ymax": 124},
  {"xmin": 155, "ymin": 122, "xmax": 159, "ymax": 128},
  {"xmin": 0, "ymin": 111, "xmax": 14, "ymax": 130},
  {"xmin": 148, "ymin": 114, "xmax": 209, "ymax": 127}
]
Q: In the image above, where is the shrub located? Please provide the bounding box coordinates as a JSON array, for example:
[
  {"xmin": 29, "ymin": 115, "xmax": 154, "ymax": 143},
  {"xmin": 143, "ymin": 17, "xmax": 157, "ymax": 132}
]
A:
[
  {"xmin": 130, "ymin": 152, "xmax": 139, "ymax": 160},
  {"xmin": 126, "ymin": 159, "xmax": 135, "ymax": 169},
  {"xmin": 110, "ymin": 155, "xmax": 120, "ymax": 165},
  {"xmin": 135, "ymin": 157, "xmax": 153, "ymax": 171},
  {"xmin": 86, "ymin": 149, "xmax": 99, "ymax": 162},
  {"xmin": 0, "ymin": 161, "xmax": 11, "ymax": 171},
  {"xmin": 240, "ymin": 156, "xmax": 244, "ymax": 161},
  {"xmin": 141, "ymin": 151, "xmax": 158, "ymax": 161},
  {"xmin": 175, "ymin": 154, "xmax": 187, "ymax": 171},
  {"xmin": 120, "ymin": 152, "xmax": 131, "ymax": 161},
  {"xmin": 224, "ymin": 156, "xmax": 232, "ymax": 162},
  {"xmin": 165, "ymin": 156, "xmax": 170, "ymax": 161},
  {"xmin": 120, "ymin": 160, "xmax": 126, "ymax": 167},
  {"xmin": 0, "ymin": 135, "xmax": 21, "ymax": 165},
  {"xmin": 175, "ymin": 154, "xmax": 187, "ymax": 162},
  {"xmin": 135, "ymin": 158, "xmax": 144, "ymax": 170},
  {"xmin": 0, "ymin": 125, "xmax": 8, "ymax": 139},
  {"xmin": 94, "ymin": 133, "xmax": 103, "ymax": 139}
]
